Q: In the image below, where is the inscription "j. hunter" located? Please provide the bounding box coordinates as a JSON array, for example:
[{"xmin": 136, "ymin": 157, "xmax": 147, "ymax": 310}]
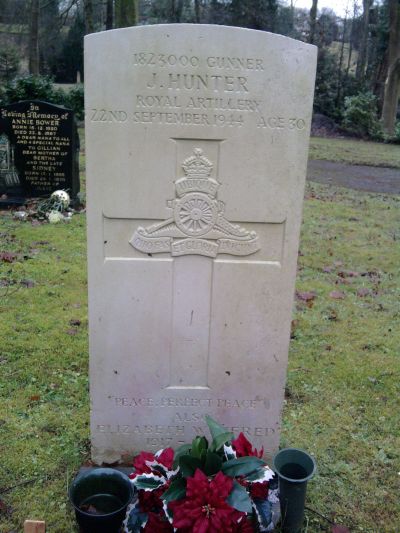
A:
[{"xmin": 146, "ymin": 73, "xmax": 249, "ymax": 93}]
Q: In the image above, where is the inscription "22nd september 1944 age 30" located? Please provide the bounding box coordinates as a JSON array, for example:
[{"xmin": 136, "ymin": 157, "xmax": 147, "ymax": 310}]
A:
[{"xmin": 88, "ymin": 50, "xmax": 307, "ymax": 129}]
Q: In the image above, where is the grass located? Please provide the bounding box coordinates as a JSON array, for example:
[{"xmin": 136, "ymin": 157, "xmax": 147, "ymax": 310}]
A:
[
  {"xmin": 309, "ymin": 136, "xmax": 400, "ymax": 169},
  {"xmin": 283, "ymin": 183, "xmax": 400, "ymax": 531},
  {"xmin": 0, "ymin": 136, "xmax": 399, "ymax": 531}
]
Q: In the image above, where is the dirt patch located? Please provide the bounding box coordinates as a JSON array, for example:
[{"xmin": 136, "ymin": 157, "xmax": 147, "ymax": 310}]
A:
[{"xmin": 307, "ymin": 160, "xmax": 400, "ymax": 195}]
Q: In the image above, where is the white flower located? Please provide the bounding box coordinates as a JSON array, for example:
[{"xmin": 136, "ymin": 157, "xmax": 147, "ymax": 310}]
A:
[
  {"xmin": 51, "ymin": 190, "xmax": 70, "ymax": 209},
  {"xmin": 48, "ymin": 210, "xmax": 63, "ymax": 223}
]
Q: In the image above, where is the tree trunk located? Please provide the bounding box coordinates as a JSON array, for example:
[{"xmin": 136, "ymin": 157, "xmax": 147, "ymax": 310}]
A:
[
  {"xmin": 115, "ymin": 0, "xmax": 138, "ymax": 28},
  {"xmin": 106, "ymin": 0, "xmax": 114, "ymax": 30},
  {"xmin": 170, "ymin": 0, "xmax": 184, "ymax": 22},
  {"xmin": 194, "ymin": 0, "xmax": 200, "ymax": 23},
  {"xmin": 356, "ymin": 0, "xmax": 372, "ymax": 81},
  {"xmin": 84, "ymin": 0, "xmax": 95, "ymax": 33},
  {"xmin": 29, "ymin": 0, "xmax": 40, "ymax": 75},
  {"xmin": 309, "ymin": 0, "xmax": 318, "ymax": 44},
  {"xmin": 345, "ymin": 1, "xmax": 358, "ymax": 79},
  {"xmin": 381, "ymin": 0, "xmax": 400, "ymax": 135},
  {"xmin": 336, "ymin": 12, "xmax": 348, "ymax": 108}
]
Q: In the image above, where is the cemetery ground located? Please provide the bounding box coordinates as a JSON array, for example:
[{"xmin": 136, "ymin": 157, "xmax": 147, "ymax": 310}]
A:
[{"xmin": 0, "ymin": 136, "xmax": 399, "ymax": 532}]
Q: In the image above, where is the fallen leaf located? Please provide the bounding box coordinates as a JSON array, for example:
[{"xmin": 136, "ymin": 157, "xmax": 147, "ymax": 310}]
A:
[
  {"xmin": 29, "ymin": 395, "xmax": 41, "ymax": 402},
  {"xmin": 0, "ymin": 498, "xmax": 12, "ymax": 515},
  {"xmin": 335, "ymin": 278, "xmax": 352, "ymax": 285},
  {"xmin": 330, "ymin": 290, "xmax": 345, "ymax": 299},
  {"xmin": 290, "ymin": 319, "xmax": 299, "ymax": 339},
  {"xmin": 20, "ymin": 279, "xmax": 35, "ymax": 288},
  {"xmin": 79, "ymin": 504, "xmax": 102, "ymax": 514},
  {"xmin": 332, "ymin": 525, "xmax": 350, "ymax": 533},
  {"xmin": 338, "ymin": 270, "xmax": 359, "ymax": 278},
  {"xmin": 357, "ymin": 287, "xmax": 371, "ymax": 297},
  {"xmin": 0, "ymin": 252, "xmax": 18, "ymax": 263},
  {"xmin": 296, "ymin": 291, "xmax": 316, "ymax": 302},
  {"xmin": 327, "ymin": 309, "xmax": 338, "ymax": 320}
]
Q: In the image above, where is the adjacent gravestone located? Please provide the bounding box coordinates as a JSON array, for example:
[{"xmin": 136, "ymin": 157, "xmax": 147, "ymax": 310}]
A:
[
  {"xmin": 85, "ymin": 25, "xmax": 317, "ymax": 464},
  {"xmin": 0, "ymin": 100, "xmax": 80, "ymax": 202}
]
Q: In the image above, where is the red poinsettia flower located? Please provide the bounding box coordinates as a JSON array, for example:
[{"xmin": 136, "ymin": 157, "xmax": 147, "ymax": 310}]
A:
[
  {"xmin": 143, "ymin": 511, "xmax": 174, "ymax": 532},
  {"xmin": 232, "ymin": 517, "xmax": 254, "ymax": 532},
  {"xmin": 156, "ymin": 447, "xmax": 175, "ymax": 470},
  {"xmin": 169, "ymin": 469, "xmax": 245, "ymax": 533},
  {"xmin": 235, "ymin": 476, "xmax": 269, "ymax": 501},
  {"xmin": 232, "ymin": 432, "xmax": 264, "ymax": 458},
  {"xmin": 130, "ymin": 447, "xmax": 175, "ymax": 478},
  {"xmin": 249, "ymin": 481, "xmax": 269, "ymax": 500},
  {"xmin": 138, "ymin": 485, "xmax": 166, "ymax": 513},
  {"xmin": 130, "ymin": 450, "xmax": 155, "ymax": 477}
]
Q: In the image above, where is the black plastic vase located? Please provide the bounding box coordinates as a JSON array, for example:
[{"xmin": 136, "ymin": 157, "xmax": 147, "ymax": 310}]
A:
[
  {"xmin": 273, "ymin": 448, "xmax": 316, "ymax": 533},
  {"xmin": 69, "ymin": 467, "xmax": 134, "ymax": 533}
]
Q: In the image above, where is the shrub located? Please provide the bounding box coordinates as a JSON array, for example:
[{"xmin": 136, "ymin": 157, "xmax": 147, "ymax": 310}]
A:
[
  {"xmin": 0, "ymin": 75, "xmax": 84, "ymax": 121},
  {"xmin": 313, "ymin": 48, "xmax": 339, "ymax": 119},
  {"xmin": 2, "ymin": 75, "xmax": 59, "ymax": 104},
  {"xmin": 342, "ymin": 91, "xmax": 383, "ymax": 139},
  {"xmin": 392, "ymin": 121, "xmax": 400, "ymax": 143},
  {"xmin": 0, "ymin": 46, "xmax": 21, "ymax": 82},
  {"xmin": 64, "ymin": 85, "xmax": 84, "ymax": 120}
]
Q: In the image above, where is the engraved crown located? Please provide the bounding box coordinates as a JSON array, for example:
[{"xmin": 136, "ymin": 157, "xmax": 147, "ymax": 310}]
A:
[{"xmin": 182, "ymin": 148, "xmax": 213, "ymax": 178}]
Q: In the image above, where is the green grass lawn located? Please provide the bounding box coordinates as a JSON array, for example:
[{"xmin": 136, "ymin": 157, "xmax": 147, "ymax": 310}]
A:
[
  {"xmin": 0, "ymin": 137, "xmax": 399, "ymax": 531},
  {"xmin": 309, "ymin": 136, "xmax": 400, "ymax": 169}
]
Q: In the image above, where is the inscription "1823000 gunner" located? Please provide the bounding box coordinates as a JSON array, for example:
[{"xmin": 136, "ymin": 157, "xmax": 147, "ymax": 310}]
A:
[{"xmin": 133, "ymin": 52, "xmax": 264, "ymax": 71}]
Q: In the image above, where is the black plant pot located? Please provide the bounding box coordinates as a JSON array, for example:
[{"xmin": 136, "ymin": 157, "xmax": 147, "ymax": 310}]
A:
[
  {"xmin": 273, "ymin": 448, "xmax": 316, "ymax": 533},
  {"xmin": 69, "ymin": 468, "xmax": 134, "ymax": 533}
]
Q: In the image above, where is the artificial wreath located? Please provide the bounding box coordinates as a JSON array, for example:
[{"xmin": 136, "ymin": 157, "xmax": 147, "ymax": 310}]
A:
[{"xmin": 123, "ymin": 416, "xmax": 280, "ymax": 532}]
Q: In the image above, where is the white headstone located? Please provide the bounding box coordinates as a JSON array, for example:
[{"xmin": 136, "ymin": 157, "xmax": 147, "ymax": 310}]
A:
[{"xmin": 85, "ymin": 24, "xmax": 317, "ymax": 464}]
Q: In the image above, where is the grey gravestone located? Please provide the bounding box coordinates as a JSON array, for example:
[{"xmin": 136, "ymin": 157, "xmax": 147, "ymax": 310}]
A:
[{"xmin": 0, "ymin": 100, "xmax": 80, "ymax": 202}]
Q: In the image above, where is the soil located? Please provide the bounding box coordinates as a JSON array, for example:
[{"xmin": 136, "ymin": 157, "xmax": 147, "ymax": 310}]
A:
[{"xmin": 307, "ymin": 159, "xmax": 400, "ymax": 195}]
